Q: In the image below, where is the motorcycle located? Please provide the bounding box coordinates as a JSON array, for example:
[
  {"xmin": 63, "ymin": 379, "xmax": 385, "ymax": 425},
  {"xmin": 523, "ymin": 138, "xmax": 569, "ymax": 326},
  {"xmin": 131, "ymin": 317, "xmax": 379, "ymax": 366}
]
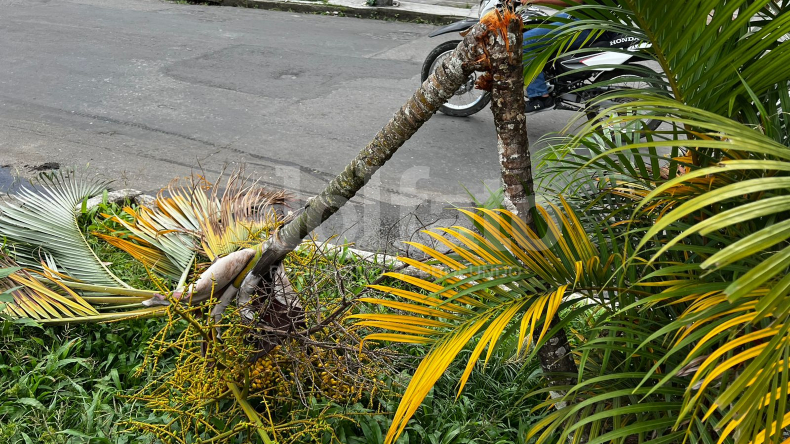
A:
[{"xmin": 421, "ymin": 1, "xmax": 662, "ymax": 131}]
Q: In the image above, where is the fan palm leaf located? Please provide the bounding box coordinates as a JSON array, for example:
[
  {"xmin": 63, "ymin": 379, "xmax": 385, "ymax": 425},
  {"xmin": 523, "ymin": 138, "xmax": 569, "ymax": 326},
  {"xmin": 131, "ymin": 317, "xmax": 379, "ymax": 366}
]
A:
[
  {"xmin": 0, "ymin": 171, "xmax": 184, "ymax": 322},
  {"xmin": 0, "ymin": 170, "xmax": 130, "ymax": 288},
  {"xmin": 102, "ymin": 171, "xmax": 286, "ymax": 280}
]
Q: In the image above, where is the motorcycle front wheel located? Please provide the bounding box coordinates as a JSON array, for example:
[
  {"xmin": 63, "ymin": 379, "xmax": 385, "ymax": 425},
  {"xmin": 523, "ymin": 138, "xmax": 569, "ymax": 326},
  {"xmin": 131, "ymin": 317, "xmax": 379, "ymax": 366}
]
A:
[{"xmin": 421, "ymin": 40, "xmax": 491, "ymax": 117}]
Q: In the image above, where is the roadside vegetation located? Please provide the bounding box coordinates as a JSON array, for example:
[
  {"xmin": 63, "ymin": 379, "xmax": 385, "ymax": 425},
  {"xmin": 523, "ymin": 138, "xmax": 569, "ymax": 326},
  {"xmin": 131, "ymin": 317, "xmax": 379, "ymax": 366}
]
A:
[
  {"xmin": 0, "ymin": 188, "xmax": 545, "ymax": 443},
  {"xmin": 2, "ymin": 1, "xmax": 790, "ymax": 443}
]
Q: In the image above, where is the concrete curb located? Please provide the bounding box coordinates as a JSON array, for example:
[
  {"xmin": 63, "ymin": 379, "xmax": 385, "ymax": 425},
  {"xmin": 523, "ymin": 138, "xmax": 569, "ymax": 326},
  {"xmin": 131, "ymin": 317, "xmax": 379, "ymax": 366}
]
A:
[
  {"xmin": 214, "ymin": 0, "xmax": 467, "ymax": 24},
  {"xmin": 79, "ymin": 192, "xmax": 429, "ymax": 279}
]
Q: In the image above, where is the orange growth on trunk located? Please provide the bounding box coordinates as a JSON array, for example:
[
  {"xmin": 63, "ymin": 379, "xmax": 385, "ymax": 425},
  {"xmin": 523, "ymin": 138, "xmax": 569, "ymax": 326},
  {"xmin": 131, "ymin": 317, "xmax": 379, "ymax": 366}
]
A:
[
  {"xmin": 469, "ymin": 7, "xmax": 522, "ymax": 92},
  {"xmin": 479, "ymin": 8, "xmax": 519, "ymax": 54}
]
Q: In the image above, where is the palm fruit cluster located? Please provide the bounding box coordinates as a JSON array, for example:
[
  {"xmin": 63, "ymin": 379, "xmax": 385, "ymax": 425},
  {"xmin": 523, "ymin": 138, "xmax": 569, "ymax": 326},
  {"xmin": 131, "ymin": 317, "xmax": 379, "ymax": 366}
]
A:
[
  {"xmin": 247, "ymin": 341, "xmax": 388, "ymax": 405},
  {"xmin": 249, "ymin": 345, "xmax": 293, "ymax": 399}
]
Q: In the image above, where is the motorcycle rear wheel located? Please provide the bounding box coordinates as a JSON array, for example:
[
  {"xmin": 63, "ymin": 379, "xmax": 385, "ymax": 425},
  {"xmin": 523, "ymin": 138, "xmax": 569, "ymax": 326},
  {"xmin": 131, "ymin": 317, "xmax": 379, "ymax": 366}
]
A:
[{"xmin": 421, "ymin": 40, "xmax": 491, "ymax": 117}]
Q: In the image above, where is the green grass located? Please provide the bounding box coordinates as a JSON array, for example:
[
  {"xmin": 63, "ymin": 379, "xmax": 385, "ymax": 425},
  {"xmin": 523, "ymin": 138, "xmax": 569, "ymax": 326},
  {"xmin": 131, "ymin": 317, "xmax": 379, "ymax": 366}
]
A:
[
  {"xmin": 0, "ymin": 318, "xmax": 171, "ymax": 444},
  {"xmin": 274, "ymin": 337, "xmax": 545, "ymax": 444},
  {"xmin": 0, "ymin": 319, "xmax": 543, "ymax": 444}
]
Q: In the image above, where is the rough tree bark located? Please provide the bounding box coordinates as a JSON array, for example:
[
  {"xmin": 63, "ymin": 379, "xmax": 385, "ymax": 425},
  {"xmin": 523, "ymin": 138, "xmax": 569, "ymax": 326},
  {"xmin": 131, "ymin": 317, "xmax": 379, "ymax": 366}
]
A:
[
  {"xmin": 487, "ymin": 14, "xmax": 534, "ymax": 222},
  {"xmin": 485, "ymin": 11, "xmax": 578, "ymax": 390}
]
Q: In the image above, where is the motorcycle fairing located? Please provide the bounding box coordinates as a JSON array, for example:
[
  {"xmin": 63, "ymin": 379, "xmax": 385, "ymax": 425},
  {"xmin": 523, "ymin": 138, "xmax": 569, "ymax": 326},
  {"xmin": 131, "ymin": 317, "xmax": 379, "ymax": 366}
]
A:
[
  {"xmin": 560, "ymin": 52, "xmax": 635, "ymax": 71},
  {"xmin": 557, "ymin": 34, "xmax": 649, "ymax": 72}
]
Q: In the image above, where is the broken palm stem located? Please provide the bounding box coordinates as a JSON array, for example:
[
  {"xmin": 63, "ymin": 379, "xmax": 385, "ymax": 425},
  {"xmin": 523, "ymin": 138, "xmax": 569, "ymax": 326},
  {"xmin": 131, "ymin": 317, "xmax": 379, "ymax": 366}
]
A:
[
  {"xmin": 487, "ymin": 13, "xmax": 534, "ymax": 223},
  {"xmin": 485, "ymin": 9, "xmax": 579, "ymax": 391}
]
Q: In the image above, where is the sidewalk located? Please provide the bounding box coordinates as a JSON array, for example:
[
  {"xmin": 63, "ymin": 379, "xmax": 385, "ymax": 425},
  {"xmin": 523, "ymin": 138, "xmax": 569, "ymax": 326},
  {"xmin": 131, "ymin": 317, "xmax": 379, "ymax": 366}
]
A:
[{"xmin": 217, "ymin": 0, "xmax": 479, "ymax": 24}]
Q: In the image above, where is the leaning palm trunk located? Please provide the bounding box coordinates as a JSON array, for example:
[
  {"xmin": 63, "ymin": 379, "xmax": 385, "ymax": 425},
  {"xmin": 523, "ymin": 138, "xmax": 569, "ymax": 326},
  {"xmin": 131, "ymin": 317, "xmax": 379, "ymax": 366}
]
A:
[
  {"xmin": 242, "ymin": 13, "xmax": 509, "ymax": 288},
  {"xmin": 142, "ymin": 13, "xmax": 513, "ymax": 325},
  {"xmin": 235, "ymin": 8, "xmax": 579, "ymax": 389}
]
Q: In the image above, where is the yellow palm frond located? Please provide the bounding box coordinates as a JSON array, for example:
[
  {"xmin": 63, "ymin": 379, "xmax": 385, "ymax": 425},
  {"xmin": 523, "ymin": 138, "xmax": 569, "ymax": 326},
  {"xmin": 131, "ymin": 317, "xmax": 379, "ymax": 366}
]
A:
[
  {"xmin": 1, "ymin": 266, "xmax": 97, "ymax": 320},
  {"xmin": 358, "ymin": 203, "xmax": 608, "ymax": 444},
  {"xmin": 0, "ymin": 256, "xmax": 164, "ymax": 323}
]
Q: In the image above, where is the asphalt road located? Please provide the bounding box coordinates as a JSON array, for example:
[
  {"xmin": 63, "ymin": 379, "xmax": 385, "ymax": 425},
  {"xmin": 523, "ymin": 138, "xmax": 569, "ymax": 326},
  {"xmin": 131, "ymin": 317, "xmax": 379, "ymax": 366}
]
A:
[{"xmin": 0, "ymin": 0, "xmax": 576, "ymax": 252}]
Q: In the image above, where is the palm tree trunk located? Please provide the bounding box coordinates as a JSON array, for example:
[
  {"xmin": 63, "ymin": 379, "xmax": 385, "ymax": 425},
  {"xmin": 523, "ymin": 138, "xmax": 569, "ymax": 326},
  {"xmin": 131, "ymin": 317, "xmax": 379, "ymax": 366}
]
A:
[
  {"xmin": 487, "ymin": 13, "xmax": 579, "ymax": 389},
  {"xmin": 245, "ymin": 20, "xmax": 493, "ymax": 281},
  {"xmin": 244, "ymin": 9, "xmax": 578, "ymax": 387},
  {"xmin": 488, "ymin": 13, "xmax": 534, "ymax": 223}
]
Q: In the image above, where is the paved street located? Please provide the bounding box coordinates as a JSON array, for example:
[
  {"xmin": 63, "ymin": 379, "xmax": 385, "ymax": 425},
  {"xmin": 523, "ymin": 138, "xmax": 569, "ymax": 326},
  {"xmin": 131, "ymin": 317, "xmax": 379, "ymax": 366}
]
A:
[{"xmin": 0, "ymin": 0, "xmax": 574, "ymax": 251}]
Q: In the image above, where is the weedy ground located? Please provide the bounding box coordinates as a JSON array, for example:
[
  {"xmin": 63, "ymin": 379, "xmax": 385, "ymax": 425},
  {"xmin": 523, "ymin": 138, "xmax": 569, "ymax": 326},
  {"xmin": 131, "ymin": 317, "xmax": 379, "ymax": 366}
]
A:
[{"xmin": 0, "ymin": 200, "xmax": 548, "ymax": 444}]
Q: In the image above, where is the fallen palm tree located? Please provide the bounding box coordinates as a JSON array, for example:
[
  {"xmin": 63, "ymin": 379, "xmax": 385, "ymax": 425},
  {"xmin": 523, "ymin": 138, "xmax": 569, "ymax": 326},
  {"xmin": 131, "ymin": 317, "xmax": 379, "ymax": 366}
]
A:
[
  {"xmin": 1, "ymin": 8, "xmax": 532, "ymax": 326},
  {"xmin": 0, "ymin": 169, "xmax": 289, "ymax": 323},
  {"xmin": 0, "ymin": 7, "xmax": 550, "ymax": 443}
]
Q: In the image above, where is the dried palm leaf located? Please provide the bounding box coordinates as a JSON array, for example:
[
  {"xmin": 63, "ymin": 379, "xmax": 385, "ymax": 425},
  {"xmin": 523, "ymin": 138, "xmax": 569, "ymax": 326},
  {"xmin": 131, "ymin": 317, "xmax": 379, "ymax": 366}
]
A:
[{"xmin": 103, "ymin": 170, "xmax": 287, "ymax": 280}]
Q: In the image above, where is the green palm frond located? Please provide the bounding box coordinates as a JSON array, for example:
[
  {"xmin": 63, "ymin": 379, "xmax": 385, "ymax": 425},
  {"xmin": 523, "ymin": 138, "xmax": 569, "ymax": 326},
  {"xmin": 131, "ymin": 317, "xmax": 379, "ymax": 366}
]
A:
[
  {"xmin": 357, "ymin": 199, "xmax": 626, "ymax": 444},
  {"xmin": 624, "ymin": 118, "xmax": 790, "ymax": 444},
  {"xmin": 537, "ymin": 0, "xmax": 790, "ymax": 118},
  {"xmin": 0, "ymin": 170, "xmax": 130, "ymax": 288},
  {"xmin": 532, "ymin": 97, "xmax": 790, "ymax": 444},
  {"xmin": 676, "ymin": 290, "xmax": 789, "ymax": 444},
  {"xmin": 628, "ymin": 0, "xmax": 790, "ymax": 116},
  {"xmin": 612, "ymin": 281, "xmax": 790, "ymax": 444},
  {"xmin": 605, "ymin": 101, "xmax": 790, "ymax": 301},
  {"xmin": 540, "ymin": 94, "xmax": 790, "ymax": 234},
  {"xmin": 526, "ymin": 299, "xmax": 699, "ymax": 443},
  {"xmin": 522, "ymin": 3, "xmax": 790, "ymax": 443}
]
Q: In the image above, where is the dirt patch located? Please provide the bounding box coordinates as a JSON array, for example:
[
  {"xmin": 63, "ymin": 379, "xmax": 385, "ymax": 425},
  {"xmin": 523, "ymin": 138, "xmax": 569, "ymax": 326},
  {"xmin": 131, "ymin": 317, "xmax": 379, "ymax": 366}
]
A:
[{"xmin": 27, "ymin": 162, "xmax": 61, "ymax": 172}]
